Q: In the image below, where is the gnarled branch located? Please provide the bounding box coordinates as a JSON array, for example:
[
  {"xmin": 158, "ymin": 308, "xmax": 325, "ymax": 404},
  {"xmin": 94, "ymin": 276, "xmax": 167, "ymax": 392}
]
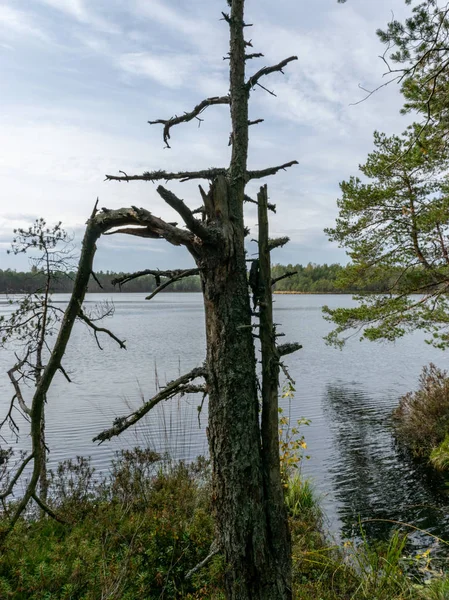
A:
[
  {"xmin": 149, "ymin": 96, "xmax": 230, "ymax": 148},
  {"xmin": 156, "ymin": 186, "xmax": 219, "ymax": 243},
  {"xmin": 247, "ymin": 160, "xmax": 298, "ymax": 180},
  {"xmin": 244, "ymin": 194, "xmax": 276, "ymax": 213},
  {"xmin": 93, "ymin": 366, "xmax": 206, "ymax": 443},
  {"xmin": 145, "ymin": 269, "xmax": 200, "ymax": 301},
  {"xmin": 77, "ymin": 309, "xmax": 126, "ymax": 350},
  {"xmin": 272, "ymin": 270, "xmax": 297, "ymax": 286},
  {"xmin": 278, "ymin": 342, "xmax": 302, "ymax": 357},
  {"xmin": 105, "ymin": 168, "xmax": 227, "ymax": 184},
  {"xmin": 268, "ymin": 237, "xmax": 290, "ymax": 251},
  {"xmin": 112, "ymin": 268, "xmax": 199, "ymax": 289},
  {"xmin": 246, "ymin": 56, "xmax": 298, "ymax": 89}
]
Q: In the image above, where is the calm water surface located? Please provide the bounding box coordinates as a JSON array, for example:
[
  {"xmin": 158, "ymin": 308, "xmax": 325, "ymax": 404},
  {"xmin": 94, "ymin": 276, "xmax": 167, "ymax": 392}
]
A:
[{"xmin": 1, "ymin": 292, "xmax": 448, "ymax": 548}]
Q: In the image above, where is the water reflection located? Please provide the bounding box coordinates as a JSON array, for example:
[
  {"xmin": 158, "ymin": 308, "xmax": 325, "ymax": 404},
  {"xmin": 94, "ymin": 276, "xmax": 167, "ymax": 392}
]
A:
[{"xmin": 323, "ymin": 383, "xmax": 449, "ymax": 548}]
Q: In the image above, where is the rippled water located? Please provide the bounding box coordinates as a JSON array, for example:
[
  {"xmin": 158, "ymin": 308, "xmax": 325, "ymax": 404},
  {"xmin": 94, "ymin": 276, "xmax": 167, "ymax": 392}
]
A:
[{"xmin": 1, "ymin": 292, "xmax": 448, "ymax": 548}]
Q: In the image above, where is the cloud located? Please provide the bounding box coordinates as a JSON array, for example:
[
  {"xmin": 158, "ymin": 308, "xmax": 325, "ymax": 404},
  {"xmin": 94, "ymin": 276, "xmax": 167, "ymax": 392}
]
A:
[
  {"xmin": 118, "ymin": 53, "xmax": 194, "ymax": 89},
  {"xmin": 36, "ymin": 0, "xmax": 120, "ymax": 34},
  {"xmin": 0, "ymin": 6, "xmax": 49, "ymax": 42},
  {"xmin": 0, "ymin": 0, "xmax": 417, "ymax": 271}
]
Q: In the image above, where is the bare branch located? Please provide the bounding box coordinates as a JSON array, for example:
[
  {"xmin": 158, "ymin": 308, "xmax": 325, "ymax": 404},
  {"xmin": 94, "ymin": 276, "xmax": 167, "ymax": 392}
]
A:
[
  {"xmin": 103, "ymin": 227, "xmax": 163, "ymax": 239},
  {"xmin": 78, "ymin": 309, "xmax": 126, "ymax": 350},
  {"xmin": 268, "ymin": 237, "xmax": 290, "ymax": 251},
  {"xmin": 245, "ymin": 53, "xmax": 264, "ymax": 60},
  {"xmin": 244, "ymin": 194, "xmax": 276, "ymax": 213},
  {"xmin": 248, "ymin": 118, "xmax": 264, "ymax": 126},
  {"xmin": 247, "ymin": 161, "xmax": 298, "ymax": 181},
  {"xmin": 156, "ymin": 186, "xmax": 219, "ymax": 242},
  {"xmin": 95, "ymin": 206, "xmax": 196, "ymax": 249},
  {"xmin": 247, "ymin": 56, "xmax": 298, "ymax": 89},
  {"xmin": 277, "ymin": 342, "xmax": 302, "ymax": 357},
  {"xmin": 58, "ymin": 364, "xmax": 72, "ymax": 383},
  {"xmin": 185, "ymin": 540, "xmax": 220, "ymax": 579},
  {"xmin": 112, "ymin": 268, "xmax": 199, "ymax": 288},
  {"xmin": 7, "ymin": 355, "xmax": 31, "ymax": 417},
  {"xmin": 145, "ymin": 269, "xmax": 200, "ymax": 301},
  {"xmin": 90, "ymin": 270, "xmax": 104, "ymax": 289},
  {"xmin": 105, "ymin": 168, "xmax": 227, "ymax": 183},
  {"xmin": 272, "ymin": 270, "xmax": 297, "ymax": 286},
  {"xmin": 149, "ymin": 96, "xmax": 230, "ymax": 148},
  {"xmin": 31, "ymin": 493, "xmax": 68, "ymax": 524},
  {"xmin": 93, "ymin": 366, "xmax": 206, "ymax": 443},
  {"xmin": 0, "ymin": 453, "xmax": 34, "ymax": 500}
]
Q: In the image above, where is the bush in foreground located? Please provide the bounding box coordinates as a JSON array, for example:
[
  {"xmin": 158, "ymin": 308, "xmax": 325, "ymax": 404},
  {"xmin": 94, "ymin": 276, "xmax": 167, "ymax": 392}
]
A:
[
  {"xmin": 393, "ymin": 363, "xmax": 449, "ymax": 462},
  {"xmin": 0, "ymin": 448, "xmax": 448, "ymax": 599}
]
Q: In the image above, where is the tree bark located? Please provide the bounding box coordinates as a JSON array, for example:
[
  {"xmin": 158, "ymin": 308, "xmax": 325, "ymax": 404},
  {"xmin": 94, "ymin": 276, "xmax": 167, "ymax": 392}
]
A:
[
  {"xmin": 258, "ymin": 185, "xmax": 292, "ymax": 593},
  {"xmin": 197, "ymin": 177, "xmax": 292, "ymax": 599}
]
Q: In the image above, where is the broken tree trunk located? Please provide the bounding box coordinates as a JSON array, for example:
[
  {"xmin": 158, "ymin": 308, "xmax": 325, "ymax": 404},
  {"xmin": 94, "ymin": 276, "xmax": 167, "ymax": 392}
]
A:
[{"xmin": 258, "ymin": 184, "xmax": 293, "ymax": 592}]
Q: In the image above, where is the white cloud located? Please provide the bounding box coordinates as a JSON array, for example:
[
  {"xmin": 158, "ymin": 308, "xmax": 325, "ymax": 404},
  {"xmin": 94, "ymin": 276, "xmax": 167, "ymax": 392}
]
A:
[
  {"xmin": 0, "ymin": 6, "xmax": 49, "ymax": 42},
  {"xmin": 0, "ymin": 0, "xmax": 418, "ymax": 269},
  {"xmin": 36, "ymin": 0, "xmax": 120, "ymax": 34}
]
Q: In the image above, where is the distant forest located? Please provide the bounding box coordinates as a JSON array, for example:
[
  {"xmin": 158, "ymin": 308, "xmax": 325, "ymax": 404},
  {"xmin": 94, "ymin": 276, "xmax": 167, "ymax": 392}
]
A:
[{"xmin": 0, "ymin": 263, "xmax": 401, "ymax": 295}]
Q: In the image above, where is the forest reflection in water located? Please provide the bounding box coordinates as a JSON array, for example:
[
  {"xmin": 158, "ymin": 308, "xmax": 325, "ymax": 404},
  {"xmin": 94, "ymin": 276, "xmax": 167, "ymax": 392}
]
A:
[{"xmin": 323, "ymin": 382, "xmax": 449, "ymax": 549}]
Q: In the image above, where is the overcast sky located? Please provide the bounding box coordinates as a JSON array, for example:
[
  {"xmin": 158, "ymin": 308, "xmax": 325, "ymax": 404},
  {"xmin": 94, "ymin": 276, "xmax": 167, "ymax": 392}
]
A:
[{"xmin": 0, "ymin": 0, "xmax": 413, "ymax": 272}]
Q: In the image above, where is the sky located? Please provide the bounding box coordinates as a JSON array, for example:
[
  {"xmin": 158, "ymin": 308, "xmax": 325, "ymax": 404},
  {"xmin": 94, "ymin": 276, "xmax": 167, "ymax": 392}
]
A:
[{"xmin": 0, "ymin": 0, "xmax": 413, "ymax": 272}]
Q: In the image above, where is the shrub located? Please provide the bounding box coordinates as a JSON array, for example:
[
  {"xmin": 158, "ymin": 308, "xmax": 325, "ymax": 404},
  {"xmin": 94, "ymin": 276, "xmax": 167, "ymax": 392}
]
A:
[{"xmin": 393, "ymin": 364, "xmax": 449, "ymax": 460}]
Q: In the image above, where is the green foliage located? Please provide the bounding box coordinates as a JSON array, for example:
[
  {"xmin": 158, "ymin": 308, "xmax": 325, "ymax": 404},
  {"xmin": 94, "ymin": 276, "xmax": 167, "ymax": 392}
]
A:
[
  {"xmin": 377, "ymin": 1, "xmax": 449, "ymax": 146},
  {"xmin": 324, "ymin": 126, "xmax": 449, "ymax": 348},
  {"xmin": 393, "ymin": 363, "xmax": 449, "ymax": 461},
  {"xmin": 430, "ymin": 434, "xmax": 449, "ymax": 471},
  {"xmin": 0, "ymin": 450, "xmax": 222, "ymax": 600},
  {"xmin": 278, "ymin": 383, "xmax": 310, "ymax": 486}
]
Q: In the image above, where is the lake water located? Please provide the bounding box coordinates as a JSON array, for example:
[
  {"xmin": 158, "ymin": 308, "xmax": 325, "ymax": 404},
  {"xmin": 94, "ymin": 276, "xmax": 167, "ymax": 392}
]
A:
[{"xmin": 1, "ymin": 292, "xmax": 448, "ymax": 549}]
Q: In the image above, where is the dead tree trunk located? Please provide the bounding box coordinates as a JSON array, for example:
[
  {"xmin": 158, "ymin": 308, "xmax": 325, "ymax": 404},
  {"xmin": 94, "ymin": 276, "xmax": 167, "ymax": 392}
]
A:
[
  {"xmin": 258, "ymin": 184, "xmax": 293, "ymax": 591},
  {"xmin": 198, "ymin": 176, "xmax": 292, "ymax": 598},
  {"xmin": 2, "ymin": 2, "xmax": 301, "ymax": 597}
]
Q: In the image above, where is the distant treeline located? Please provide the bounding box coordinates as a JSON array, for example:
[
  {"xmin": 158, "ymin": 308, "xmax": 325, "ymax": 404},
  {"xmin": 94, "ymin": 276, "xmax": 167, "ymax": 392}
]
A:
[
  {"xmin": 0, "ymin": 269, "xmax": 202, "ymax": 294},
  {"xmin": 0, "ymin": 263, "xmax": 400, "ymax": 295}
]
